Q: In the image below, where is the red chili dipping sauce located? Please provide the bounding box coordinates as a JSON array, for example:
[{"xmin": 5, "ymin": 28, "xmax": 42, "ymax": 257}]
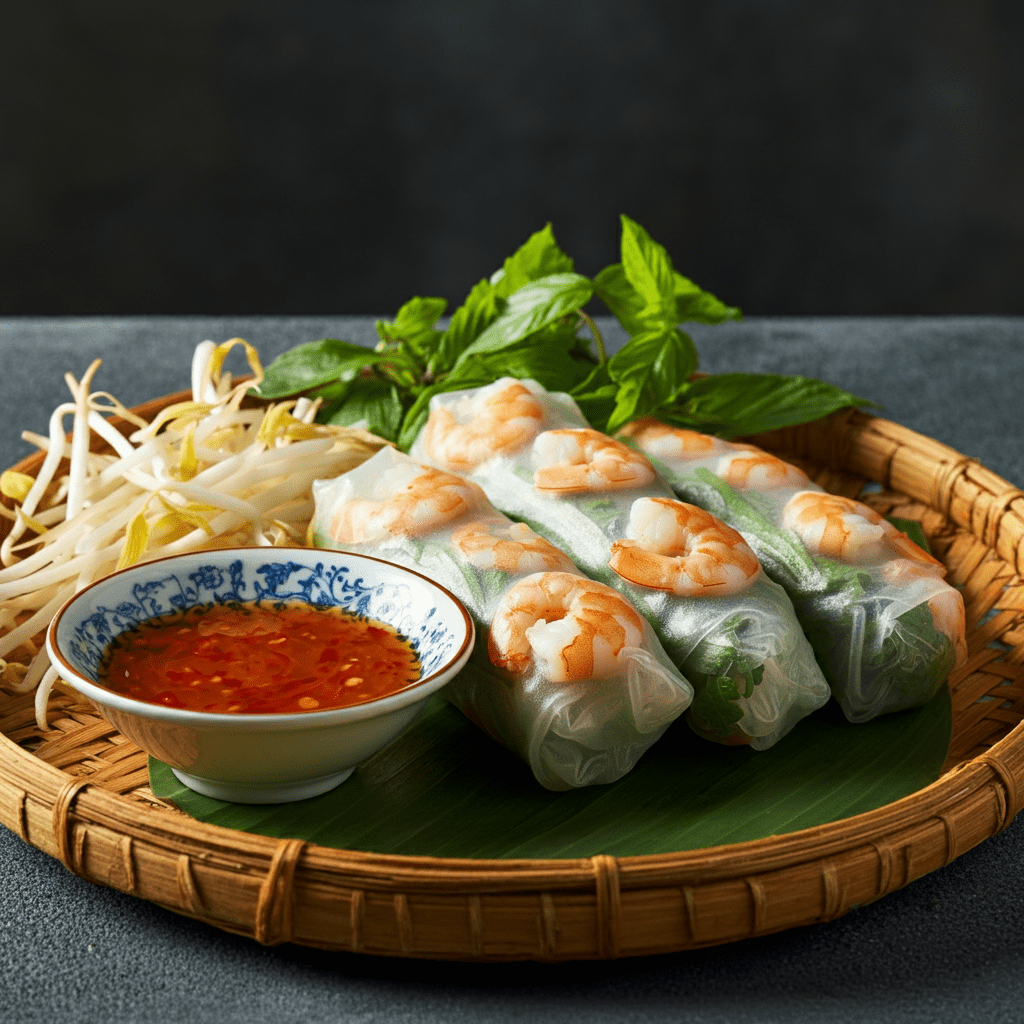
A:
[{"xmin": 97, "ymin": 602, "xmax": 422, "ymax": 714}]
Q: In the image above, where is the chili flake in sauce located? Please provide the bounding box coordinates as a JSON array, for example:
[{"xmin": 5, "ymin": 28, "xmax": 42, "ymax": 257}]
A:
[{"xmin": 98, "ymin": 602, "xmax": 421, "ymax": 714}]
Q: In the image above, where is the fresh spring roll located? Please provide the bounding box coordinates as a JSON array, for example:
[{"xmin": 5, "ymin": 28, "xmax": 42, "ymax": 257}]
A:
[
  {"xmin": 616, "ymin": 419, "xmax": 968, "ymax": 723},
  {"xmin": 309, "ymin": 446, "xmax": 693, "ymax": 790},
  {"xmin": 409, "ymin": 379, "xmax": 831, "ymax": 749}
]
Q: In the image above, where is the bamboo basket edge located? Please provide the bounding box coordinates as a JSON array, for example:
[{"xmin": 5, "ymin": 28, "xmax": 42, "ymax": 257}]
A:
[{"xmin": 0, "ymin": 396, "xmax": 1022, "ymax": 959}]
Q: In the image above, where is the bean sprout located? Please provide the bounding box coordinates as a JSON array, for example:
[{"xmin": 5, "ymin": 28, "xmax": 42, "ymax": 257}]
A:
[{"xmin": 0, "ymin": 338, "xmax": 389, "ymax": 728}]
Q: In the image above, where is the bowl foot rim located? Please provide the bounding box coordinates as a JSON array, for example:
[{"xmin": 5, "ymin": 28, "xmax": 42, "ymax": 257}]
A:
[{"xmin": 170, "ymin": 766, "xmax": 355, "ymax": 804}]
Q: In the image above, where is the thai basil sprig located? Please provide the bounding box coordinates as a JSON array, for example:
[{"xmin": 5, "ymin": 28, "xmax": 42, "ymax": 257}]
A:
[{"xmin": 256, "ymin": 216, "xmax": 873, "ymax": 445}]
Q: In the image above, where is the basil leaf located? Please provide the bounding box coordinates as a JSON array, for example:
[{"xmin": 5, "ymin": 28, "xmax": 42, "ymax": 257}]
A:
[
  {"xmin": 619, "ymin": 215, "xmax": 676, "ymax": 322},
  {"xmin": 376, "ymin": 296, "xmax": 447, "ymax": 357},
  {"xmin": 517, "ymin": 315, "xmax": 598, "ymax": 379},
  {"xmin": 567, "ymin": 363, "xmax": 618, "ymax": 431},
  {"xmin": 687, "ymin": 674, "xmax": 745, "ymax": 737},
  {"xmin": 490, "ymin": 223, "xmax": 575, "ymax": 298},
  {"xmin": 597, "ymin": 261, "xmax": 742, "ymax": 331},
  {"xmin": 886, "ymin": 516, "xmax": 932, "ymax": 556},
  {"xmin": 452, "ymin": 272, "xmax": 594, "ymax": 368},
  {"xmin": 663, "ymin": 373, "xmax": 878, "ymax": 438},
  {"xmin": 439, "ymin": 224, "xmax": 575, "ymax": 376},
  {"xmin": 593, "ymin": 263, "xmax": 647, "ymax": 336},
  {"xmin": 430, "ymin": 278, "xmax": 502, "ymax": 376},
  {"xmin": 305, "ymin": 378, "xmax": 349, "ymax": 407},
  {"xmin": 256, "ymin": 339, "xmax": 391, "ymax": 399},
  {"xmin": 604, "ymin": 327, "xmax": 700, "ymax": 434},
  {"xmin": 321, "ymin": 378, "xmax": 405, "ymax": 442},
  {"xmin": 460, "ymin": 345, "xmax": 589, "ymax": 392},
  {"xmin": 598, "ymin": 218, "xmax": 742, "ymax": 333},
  {"xmin": 673, "ymin": 272, "xmax": 742, "ymax": 325},
  {"xmin": 569, "ymin": 360, "xmax": 614, "ymax": 396},
  {"xmin": 573, "ymin": 386, "xmax": 620, "ymax": 433}
]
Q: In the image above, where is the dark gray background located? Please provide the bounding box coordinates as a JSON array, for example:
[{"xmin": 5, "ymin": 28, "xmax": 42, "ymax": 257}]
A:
[
  {"xmin": 3, "ymin": 2, "xmax": 1023, "ymax": 315},
  {"xmin": 1, "ymin": 314, "xmax": 1023, "ymax": 1023}
]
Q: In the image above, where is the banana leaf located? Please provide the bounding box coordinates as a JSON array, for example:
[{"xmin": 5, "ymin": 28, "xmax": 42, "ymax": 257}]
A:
[{"xmin": 149, "ymin": 684, "xmax": 951, "ymax": 859}]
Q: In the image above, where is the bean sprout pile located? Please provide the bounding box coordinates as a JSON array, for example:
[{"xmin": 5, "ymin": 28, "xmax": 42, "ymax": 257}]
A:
[{"xmin": 0, "ymin": 339, "xmax": 389, "ymax": 729}]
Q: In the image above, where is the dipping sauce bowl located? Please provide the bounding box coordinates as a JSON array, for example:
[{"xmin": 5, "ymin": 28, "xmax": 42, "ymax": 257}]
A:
[{"xmin": 46, "ymin": 547, "xmax": 474, "ymax": 803}]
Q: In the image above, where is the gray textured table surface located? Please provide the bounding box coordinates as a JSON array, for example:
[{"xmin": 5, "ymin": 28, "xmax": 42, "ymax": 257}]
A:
[{"xmin": 1, "ymin": 315, "xmax": 1023, "ymax": 1024}]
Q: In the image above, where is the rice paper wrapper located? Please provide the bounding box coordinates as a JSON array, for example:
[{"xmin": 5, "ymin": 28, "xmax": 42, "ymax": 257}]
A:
[
  {"xmin": 635, "ymin": 572, "xmax": 833, "ymax": 749},
  {"xmin": 449, "ymin": 615, "xmax": 694, "ymax": 790},
  {"xmin": 411, "ymin": 380, "xmax": 831, "ymax": 749},
  {"xmin": 309, "ymin": 446, "xmax": 693, "ymax": 790},
  {"xmin": 618, "ymin": 423, "xmax": 966, "ymax": 723}
]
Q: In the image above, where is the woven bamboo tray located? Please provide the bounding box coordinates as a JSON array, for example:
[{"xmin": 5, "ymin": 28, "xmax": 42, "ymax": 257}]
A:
[{"xmin": 2, "ymin": 391, "xmax": 1023, "ymax": 961}]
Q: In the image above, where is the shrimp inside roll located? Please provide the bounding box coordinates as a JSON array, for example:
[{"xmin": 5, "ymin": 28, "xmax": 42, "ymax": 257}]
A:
[
  {"xmin": 488, "ymin": 572, "xmax": 645, "ymax": 682},
  {"xmin": 420, "ymin": 378, "xmax": 545, "ymax": 471},
  {"xmin": 608, "ymin": 497, "xmax": 760, "ymax": 597}
]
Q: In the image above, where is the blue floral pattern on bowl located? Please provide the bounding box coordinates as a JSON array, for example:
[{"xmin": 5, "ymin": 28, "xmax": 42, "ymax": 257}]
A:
[{"xmin": 66, "ymin": 557, "xmax": 457, "ymax": 681}]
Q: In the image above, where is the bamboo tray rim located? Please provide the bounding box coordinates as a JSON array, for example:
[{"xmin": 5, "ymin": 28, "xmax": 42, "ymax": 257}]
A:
[
  {"xmin": 12, "ymin": 724, "xmax": 1011, "ymax": 882},
  {"xmin": 2, "ymin": 391, "xmax": 1023, "ymax": 958}
]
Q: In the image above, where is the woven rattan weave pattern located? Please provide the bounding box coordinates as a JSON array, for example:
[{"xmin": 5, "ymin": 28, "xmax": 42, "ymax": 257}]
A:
[{"xmin": 1, "ymin": 395, "xmax": 1023, "ymax": 960}]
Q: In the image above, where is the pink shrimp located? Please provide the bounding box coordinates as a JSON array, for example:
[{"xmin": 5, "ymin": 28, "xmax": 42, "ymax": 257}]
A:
[
  {"xmin": 608, "ymin": 497, "xmax": 760, "ymax": 596},
  {"xmin": 452, "ymin": 518, "xmax": 577, "ymax": 574},
  {"xmin": 883, "ymin": 561, "xmax": 968, "ymax": 670},
  {"xmin": 532, "ymin": 428, "xmax": 657, "ymax": 494},
  {"xmin": 487, "ymin": 572, "xmax": 646, "ymax": 681},
  {"xmin": 329, "ymin": 463, "xmax": 488, "ymax": 543},
  {"xmin": 783, "ymin": 491, "xmax": 945, "ymax": 569},
  {"xmin": 420, "ymin": 378, "xmax": 545, "ymax": 471},
  {"xmin": 715, "ymin": 448, "xmax": 810, "ymax": 492},
  {"xmin": 616, "ymin": 418, "xmax": 719, "ymax": 460},
  {"xmin": 930, "ymin": 589, "xmax": 969, "ymax": 669}
]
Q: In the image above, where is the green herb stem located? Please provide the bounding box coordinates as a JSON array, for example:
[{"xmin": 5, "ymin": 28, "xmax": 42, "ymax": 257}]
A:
[{"xmin": 578, "ymin": 311, "xmax": 608, "ymax": 364}]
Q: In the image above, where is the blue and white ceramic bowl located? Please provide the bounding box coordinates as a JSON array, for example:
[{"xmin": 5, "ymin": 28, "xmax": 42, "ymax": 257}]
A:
[{"xmin": 46, "ymin": 547, "xmax": 474, "ymax": 804}]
